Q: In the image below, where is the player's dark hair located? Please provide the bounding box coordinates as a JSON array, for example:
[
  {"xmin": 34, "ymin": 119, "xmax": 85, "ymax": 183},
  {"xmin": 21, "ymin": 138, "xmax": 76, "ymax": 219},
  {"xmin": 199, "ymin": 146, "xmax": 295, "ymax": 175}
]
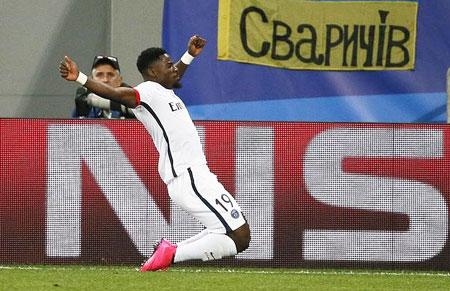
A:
[{"xmin": 136, "ymin": 47, "xmax": 167, "ymax": 75}]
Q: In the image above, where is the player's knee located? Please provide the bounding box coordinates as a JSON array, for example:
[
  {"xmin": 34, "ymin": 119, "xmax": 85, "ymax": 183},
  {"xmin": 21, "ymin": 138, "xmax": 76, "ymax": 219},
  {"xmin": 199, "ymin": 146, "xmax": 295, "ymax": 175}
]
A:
[{"xmin": 229, "ymin": 223, "xmax": 251, "ymax": 253}]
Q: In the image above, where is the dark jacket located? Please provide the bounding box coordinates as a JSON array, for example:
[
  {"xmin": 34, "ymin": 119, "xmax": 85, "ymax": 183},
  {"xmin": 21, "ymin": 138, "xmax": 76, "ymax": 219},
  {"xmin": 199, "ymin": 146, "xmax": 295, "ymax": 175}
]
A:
[{"xmin": 72, "ymin": 84, "xmax": 135, "ymax": 119}]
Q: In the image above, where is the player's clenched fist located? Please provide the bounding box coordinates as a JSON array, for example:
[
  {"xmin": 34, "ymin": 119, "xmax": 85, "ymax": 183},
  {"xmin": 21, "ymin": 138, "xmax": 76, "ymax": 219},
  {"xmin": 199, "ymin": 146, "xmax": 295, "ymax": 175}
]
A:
[
  {"xmin": 59, "ymin": 56, "xmax": 79, "ymax": 81},
  {"xmin": 187, "ymin": 35, "xmax": 207, "ymax": 57}
]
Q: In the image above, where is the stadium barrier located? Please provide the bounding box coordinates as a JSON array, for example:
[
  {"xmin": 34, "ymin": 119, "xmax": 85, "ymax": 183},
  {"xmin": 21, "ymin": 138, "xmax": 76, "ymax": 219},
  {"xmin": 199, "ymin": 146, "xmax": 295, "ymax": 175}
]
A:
[{"xmin": 1, "ymin": 119, "xmax": 449, "ymax": 270}]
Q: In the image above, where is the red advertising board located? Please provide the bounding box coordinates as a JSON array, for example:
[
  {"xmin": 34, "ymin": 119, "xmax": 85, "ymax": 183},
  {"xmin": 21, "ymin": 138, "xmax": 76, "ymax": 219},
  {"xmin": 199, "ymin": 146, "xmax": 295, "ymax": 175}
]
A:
[{"xmin": 1, "ymin": 119, "xmax": 449, "ymax": 269}]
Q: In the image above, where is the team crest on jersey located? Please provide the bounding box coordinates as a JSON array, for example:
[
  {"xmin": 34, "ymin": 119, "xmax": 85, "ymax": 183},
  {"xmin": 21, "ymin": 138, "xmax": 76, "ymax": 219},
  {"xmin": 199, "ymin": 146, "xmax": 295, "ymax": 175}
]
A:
[{"xmin": 231, "ymin": 209, "xmax": 240, "ymax": 219}]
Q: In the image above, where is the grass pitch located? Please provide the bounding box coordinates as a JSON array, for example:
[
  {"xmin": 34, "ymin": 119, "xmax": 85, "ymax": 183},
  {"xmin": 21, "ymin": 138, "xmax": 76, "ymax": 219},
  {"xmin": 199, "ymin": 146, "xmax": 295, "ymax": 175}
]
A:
[{"xmin": 1, "ymin": 265, "xmax": 449, "ymax": 290}]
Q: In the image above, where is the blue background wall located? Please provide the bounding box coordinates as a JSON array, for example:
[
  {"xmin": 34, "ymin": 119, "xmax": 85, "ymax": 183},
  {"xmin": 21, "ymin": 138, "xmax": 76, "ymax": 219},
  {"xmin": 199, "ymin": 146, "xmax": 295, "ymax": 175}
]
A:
[{"xmin": 163, "ymin": 0, "xmax": 450, "ymax": 123}]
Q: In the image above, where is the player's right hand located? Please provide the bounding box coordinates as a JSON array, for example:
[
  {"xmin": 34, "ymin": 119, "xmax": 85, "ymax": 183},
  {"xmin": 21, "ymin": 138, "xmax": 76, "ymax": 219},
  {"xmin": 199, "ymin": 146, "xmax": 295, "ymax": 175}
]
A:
[
  {"xmin": 187, "ymin": 35, "xmax": 207, "ymax": 57},
  {"xmin": 59, "ymin": 56, "xmax": 79, "ymax": 81}
]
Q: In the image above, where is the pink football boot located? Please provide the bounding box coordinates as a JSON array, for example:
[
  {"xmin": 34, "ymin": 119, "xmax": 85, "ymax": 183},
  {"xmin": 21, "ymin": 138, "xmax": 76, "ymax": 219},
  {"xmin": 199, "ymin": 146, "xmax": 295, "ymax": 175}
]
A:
[{"xmin": 140, "ymin": 239, "xmax": 177, "ymax": 272}]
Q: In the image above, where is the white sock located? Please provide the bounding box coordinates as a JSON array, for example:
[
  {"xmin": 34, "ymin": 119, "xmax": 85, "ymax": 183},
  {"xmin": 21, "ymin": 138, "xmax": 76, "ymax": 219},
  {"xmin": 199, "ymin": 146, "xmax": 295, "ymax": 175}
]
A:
[
  {"xmin": 174, "ymin": 232, "xmax": 237, "ymax": 262},
  {"xmin": 176, "ymin": 229, "xmax": 209, "ymax": 247}
]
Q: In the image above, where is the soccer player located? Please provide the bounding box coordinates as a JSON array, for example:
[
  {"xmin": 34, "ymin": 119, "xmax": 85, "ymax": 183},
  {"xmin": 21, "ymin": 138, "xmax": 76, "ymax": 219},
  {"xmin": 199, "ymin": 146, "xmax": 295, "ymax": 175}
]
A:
[{"xmin": 59, "ymin": 35, "xmax": 251, "ymax": 271}]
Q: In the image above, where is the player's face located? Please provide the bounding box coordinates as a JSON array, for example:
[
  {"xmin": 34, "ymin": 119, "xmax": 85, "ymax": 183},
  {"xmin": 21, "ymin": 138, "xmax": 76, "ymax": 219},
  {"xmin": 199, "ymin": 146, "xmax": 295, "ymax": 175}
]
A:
[
  {"xmin": 92, "ymin": 64, "xmax": 122, "ymax": 88},
  {"xmin": 152, "ymin": 54, "xmax": 181, "ymax": 89}
]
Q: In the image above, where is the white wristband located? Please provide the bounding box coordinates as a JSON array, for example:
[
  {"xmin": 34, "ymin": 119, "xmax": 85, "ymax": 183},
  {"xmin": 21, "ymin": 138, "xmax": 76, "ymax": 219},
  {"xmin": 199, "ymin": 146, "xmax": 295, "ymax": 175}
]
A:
[
  {"xmin": 181, "ymin": 51, "xmax": 195, "ymax": 65},
  {"xmin": 76, "ymin": 72, "xmax": 88, "ymax": 86}
]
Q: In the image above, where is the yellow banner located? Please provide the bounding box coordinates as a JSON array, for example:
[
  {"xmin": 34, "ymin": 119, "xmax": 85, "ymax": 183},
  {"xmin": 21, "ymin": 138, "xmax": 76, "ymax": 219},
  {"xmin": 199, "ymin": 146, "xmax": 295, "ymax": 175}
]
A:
[{"xmin": 218, "ymin": 0, "xmax": 418, "ymax": 70}]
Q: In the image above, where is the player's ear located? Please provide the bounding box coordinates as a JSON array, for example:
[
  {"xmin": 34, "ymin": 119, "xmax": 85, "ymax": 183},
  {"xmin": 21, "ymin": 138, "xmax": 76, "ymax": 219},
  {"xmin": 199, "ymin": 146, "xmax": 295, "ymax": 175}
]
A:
[{"xmin": 146, "ymin": 66, "xmax": 157, "ymax": 79}]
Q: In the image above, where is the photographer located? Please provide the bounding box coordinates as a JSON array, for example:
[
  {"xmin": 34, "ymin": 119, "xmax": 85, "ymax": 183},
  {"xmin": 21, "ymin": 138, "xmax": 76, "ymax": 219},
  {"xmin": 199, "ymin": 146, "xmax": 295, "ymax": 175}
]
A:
[{"xmin": 72, "ymin": 55, "xmax": 134, "ymax": 118}]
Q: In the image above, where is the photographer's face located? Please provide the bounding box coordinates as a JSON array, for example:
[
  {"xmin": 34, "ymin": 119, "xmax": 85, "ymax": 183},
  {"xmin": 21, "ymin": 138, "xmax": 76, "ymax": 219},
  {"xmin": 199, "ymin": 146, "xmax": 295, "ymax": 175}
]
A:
[{"xmin": 92, "ymin": 64, "xmax": 122, "ymax": 88}]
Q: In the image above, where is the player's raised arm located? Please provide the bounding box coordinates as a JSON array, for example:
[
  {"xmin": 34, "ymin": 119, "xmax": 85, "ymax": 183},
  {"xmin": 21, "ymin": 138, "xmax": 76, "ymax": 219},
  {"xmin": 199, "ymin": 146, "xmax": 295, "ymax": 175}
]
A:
[
  {"xmin": 175, "ymin": 35, "xmax": 207, "ymax": 78},
  {"xmin": 59, "ymin": 56, "xmax": 139, "ymax": 108}
]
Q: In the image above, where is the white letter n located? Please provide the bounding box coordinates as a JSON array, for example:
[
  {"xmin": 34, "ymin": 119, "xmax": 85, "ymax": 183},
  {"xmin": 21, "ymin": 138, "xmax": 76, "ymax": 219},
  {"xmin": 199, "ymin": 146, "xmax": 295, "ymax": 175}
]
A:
[{"xmin": 46, "ymin": 124, "xmax": 204, "ymax": 258}]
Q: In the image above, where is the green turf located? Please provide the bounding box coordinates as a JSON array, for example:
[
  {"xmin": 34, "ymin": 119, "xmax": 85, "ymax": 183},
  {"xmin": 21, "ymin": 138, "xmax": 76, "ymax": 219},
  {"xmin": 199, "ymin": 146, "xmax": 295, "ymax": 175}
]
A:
[{"xmin": 1, "ymin": 266, "xmax": 449, "ymax": 291}]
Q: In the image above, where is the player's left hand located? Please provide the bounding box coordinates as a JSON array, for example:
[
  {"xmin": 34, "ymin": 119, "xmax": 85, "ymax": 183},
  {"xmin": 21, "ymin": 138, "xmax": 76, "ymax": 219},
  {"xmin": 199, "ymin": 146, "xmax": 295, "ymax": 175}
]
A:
[
  {"xmin": 187, "ymin": 35, "xmax": 207, "ymax": 57},
  {"xmin": 59, "ymin": 56, "xmax": 80, "ymax": 82}
]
